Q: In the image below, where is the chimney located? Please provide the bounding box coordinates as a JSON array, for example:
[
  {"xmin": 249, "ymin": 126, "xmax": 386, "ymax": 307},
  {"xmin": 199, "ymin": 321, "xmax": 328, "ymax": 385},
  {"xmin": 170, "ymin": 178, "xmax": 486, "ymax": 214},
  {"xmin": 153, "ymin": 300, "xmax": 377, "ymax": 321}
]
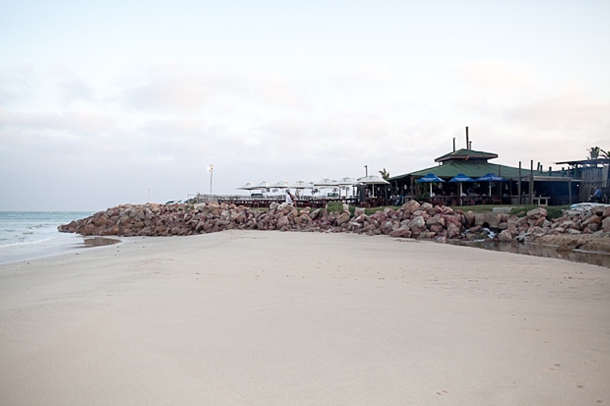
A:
[
  {"xmin": 469, "ymin": 141, "xmax": 472, "ymax": 149},
  {"xmin": 453, "ymin": 137, "xmax": 456, "ymax": 152},
  {"xmin": 465, "ymin": 127, "xmax": 469, "ymax": 149}
]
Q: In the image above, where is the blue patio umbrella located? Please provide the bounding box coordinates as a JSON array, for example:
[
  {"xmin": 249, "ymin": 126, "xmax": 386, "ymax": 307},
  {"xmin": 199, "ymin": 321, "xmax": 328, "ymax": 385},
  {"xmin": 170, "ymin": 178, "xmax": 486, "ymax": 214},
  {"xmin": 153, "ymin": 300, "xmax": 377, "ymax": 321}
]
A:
[
  {"xmin": 416, "ymin": 173, "xmax": 445, "ymax": 196},
  {"xmin": 475, "ymin": 173, "xmax": 507, "ymax": 196},
  {"xmin": 448, "ymin": 173, "xmax": 475, "ymax": 196},
  {"xmin": 475, "ymin": 173, "xmax": 507, "ymax": 182},
  {"xmin": 448, "ymin": 173, "xmax": 475, "ymax": 183}
]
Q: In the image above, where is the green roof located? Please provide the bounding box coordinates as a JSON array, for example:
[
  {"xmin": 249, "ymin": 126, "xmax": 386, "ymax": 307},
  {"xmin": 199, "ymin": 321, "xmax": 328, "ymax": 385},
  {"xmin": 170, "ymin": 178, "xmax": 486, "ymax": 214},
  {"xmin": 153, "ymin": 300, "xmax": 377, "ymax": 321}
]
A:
[
  {"xmin": 388, "ymin": 161, "xmax": 546, "ymax": 181},
  {"xmin": 434, "ymin": 148, "xmax": 498, "ymax": 163}
]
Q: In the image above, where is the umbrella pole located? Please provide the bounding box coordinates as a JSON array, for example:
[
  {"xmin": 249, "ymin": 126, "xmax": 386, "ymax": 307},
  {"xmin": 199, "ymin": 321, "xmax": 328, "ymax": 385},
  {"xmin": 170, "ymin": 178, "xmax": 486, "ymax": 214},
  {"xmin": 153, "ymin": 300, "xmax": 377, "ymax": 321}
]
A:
[
  {"xmin": 429, "ymin": 183, "xmax": 432, "ymax": 197},
  {"xmin": 459, "ymin": 183, "xmax": 462, "ymax": 206}
]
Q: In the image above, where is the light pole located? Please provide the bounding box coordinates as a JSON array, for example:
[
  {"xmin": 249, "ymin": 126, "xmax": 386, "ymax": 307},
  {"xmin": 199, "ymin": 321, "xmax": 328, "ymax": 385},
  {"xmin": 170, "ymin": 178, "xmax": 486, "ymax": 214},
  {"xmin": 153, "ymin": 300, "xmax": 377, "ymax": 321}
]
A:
[
  {"xmin": 364, "ymin": 165, "xmax": 368, "ymax": 177},
  {"xmin": 208, "ymin": 165, "xmax": 214, "ymax": 199}
]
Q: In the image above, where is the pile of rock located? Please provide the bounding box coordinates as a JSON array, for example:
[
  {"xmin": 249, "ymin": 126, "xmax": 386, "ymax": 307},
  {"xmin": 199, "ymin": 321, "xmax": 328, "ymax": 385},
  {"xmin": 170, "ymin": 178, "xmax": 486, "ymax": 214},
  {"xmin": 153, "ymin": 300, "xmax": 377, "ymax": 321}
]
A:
[
  {"xmin": 59, "ymin": 200, "xmax": 466, "ymax": 239},
  {"xmin": 58, "ymin": 200, "xmax": 610, "ymax": 252}
]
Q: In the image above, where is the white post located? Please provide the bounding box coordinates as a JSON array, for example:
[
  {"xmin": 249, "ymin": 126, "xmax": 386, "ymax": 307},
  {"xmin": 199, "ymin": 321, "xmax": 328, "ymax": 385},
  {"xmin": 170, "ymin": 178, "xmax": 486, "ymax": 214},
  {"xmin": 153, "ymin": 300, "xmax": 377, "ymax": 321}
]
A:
[{"xmin": 208, "ymin": 165, "xmax": 214, "ymax": 199}]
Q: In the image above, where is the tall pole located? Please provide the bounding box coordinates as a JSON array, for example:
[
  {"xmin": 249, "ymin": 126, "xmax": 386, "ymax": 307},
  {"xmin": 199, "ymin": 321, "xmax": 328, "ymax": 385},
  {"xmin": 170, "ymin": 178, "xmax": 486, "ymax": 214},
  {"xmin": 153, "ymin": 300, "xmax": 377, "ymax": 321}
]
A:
[
  {"xmin": 208, "ymin": 165, "xmax": 214, "ymax": 199},
  {"xmin": 529, "ymin": 160, "xmax": 534, "ymax": 205},
  {"xmin": 364, "ymin": 165, "xmax": 368, "ymax": 177},
  {"xmin": 518, "ymin": 161, "xmax": 522, "ymax": 204}
]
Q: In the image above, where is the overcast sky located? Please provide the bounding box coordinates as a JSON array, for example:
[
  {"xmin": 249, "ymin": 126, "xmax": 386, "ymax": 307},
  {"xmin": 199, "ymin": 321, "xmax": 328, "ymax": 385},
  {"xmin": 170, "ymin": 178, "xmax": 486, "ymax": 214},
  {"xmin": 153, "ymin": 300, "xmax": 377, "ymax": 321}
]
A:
[{"xmin": 1, "ymin": 0, "xmax": 608, "ymax": 211}]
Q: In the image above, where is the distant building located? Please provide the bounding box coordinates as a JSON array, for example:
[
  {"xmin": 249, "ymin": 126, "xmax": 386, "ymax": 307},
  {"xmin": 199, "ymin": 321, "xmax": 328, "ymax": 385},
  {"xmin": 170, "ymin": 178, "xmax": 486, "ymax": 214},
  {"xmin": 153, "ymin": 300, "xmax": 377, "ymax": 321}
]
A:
[
  {"xmin": 389, "ymin": 145, "xmax": 577, "ymax": 206},
  {"xmin": 555, "ymin": 158, "xmax": 610, "ymax": 203}
]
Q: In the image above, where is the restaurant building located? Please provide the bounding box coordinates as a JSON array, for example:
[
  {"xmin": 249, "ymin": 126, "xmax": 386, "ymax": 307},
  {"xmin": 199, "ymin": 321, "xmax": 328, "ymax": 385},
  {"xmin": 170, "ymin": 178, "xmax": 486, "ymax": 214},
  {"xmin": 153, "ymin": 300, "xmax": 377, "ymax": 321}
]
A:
[{"xmin": 388, "ymin": 144, "xmax": 577, "ymax": 206}]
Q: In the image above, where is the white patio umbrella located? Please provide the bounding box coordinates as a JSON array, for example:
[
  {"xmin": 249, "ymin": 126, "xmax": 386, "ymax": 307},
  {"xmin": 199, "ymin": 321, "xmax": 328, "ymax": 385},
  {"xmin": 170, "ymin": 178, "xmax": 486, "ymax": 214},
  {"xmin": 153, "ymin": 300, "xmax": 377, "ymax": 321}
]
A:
[
  {"xmin": 287, "ymin": 180, "xmax": 314, "ymax": 189},
  {"xmin": 338, "ymin": 177, "xmax": 359, "ymax": 197},
  {"xmin": 313, "ymin": 179, "xmax": 341, "ymax": 198},
  {"xmin": 251, "ymin": 181, "xmax": 272, "ymax": 190},
  {"xmin": 357, "ymin": 175, "xmax": 390, "ymax": 185},
  {"xmin": 357, "ymin": 175, "xmax": 390, "ymax": 198},
  {"xmin": 313, "ymin": 178, "xmax": 340, "ymax": 187},
  {"xmin": 236, "ymin": 182, "xmax": 257, "ymax": 191},
  {"xmin": 271, "ymin": 180, "xmax": 289, "ymax": 189}
]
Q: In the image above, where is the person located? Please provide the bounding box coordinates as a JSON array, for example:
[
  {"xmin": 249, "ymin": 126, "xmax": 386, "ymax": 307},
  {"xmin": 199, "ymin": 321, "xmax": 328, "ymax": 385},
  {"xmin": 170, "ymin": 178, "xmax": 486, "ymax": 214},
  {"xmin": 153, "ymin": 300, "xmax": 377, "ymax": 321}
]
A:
[
  {"xmin": 592, "ymin": 187, "xmax": 602, "ymax": 203},
  {"xmin": 285, "ymin": 189, "xmax": 295, "ymax": 205}
]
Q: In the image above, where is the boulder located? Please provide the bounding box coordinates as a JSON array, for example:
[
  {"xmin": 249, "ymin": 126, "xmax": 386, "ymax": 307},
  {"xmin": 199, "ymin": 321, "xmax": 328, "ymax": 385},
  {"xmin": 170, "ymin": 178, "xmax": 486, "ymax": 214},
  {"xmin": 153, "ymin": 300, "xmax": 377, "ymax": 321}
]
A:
[
  {"xmin": 335, "ymin": 212, "xmax": 351, "ymax": 226},
  {"xmin": 389, "ymin": 227, "xmax": 412, "ymax": 238},
  {"xmin": 354, "ymin": 207, "xmax": 366, "ymax": 217},
  {"xmin": 407, "ymin": 216, "xmax": 425, "ymax": 229},
  {"xmin": 497, "ymin": 229, "xmax": 514, "ymax": 242},
  {"xmin": 401, "ymin": 200, "xmax": 420, "ymax": 215},
  {"xmin": 527, "ymin": 207, "xmax": 548, "ymax": 218},
  {"xmin": 446, "ymin": 223, "xmax": 461, "ymax": 239},
  {"xmin": 464, "ymin": 211, "xmax": 476, "ymax": 227}
]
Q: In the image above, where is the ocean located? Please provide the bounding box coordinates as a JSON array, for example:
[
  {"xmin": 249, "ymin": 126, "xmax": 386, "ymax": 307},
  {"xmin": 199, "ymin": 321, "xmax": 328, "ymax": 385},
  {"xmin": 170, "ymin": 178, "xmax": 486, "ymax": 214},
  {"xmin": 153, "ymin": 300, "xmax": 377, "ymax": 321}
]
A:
[{"xmin": 0, "ymin": 211, "xmax": 95, "ymax": 265}]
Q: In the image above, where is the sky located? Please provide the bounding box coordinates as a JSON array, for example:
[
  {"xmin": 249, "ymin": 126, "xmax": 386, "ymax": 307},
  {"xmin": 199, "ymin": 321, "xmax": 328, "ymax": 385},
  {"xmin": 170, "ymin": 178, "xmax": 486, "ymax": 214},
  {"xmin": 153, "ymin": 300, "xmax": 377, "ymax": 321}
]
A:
[{"xmin": 1, "ymin": 0, "xmax": 609, "ymax": 211}]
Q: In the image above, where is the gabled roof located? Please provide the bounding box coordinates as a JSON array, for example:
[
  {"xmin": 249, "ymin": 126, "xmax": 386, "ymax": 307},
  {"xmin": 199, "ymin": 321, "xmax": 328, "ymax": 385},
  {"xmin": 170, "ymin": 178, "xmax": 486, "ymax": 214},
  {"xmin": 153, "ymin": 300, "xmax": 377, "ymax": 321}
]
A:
[
  {"xmin": 388, "ymin": 161, "xmax": 545, "ymax": 181},
  {"xmin": 434, "ymin": 148, "xmax": 498, "ymax": 163}
]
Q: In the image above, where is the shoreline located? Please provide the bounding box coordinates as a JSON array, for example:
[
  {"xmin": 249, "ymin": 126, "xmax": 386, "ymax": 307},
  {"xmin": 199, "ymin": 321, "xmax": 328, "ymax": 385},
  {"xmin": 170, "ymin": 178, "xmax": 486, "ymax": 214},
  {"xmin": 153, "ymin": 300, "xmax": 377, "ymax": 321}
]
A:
[
  {"xmin": 5, "ymin": 227, "xmax": 610, "ymax": 269},
  {"xmin": 1, "ymin": 230, "xmax": 609, "ymax": 405},
  {"xmin": 0, "ymin": 234, "xmax": 121, "ymax": 266}
]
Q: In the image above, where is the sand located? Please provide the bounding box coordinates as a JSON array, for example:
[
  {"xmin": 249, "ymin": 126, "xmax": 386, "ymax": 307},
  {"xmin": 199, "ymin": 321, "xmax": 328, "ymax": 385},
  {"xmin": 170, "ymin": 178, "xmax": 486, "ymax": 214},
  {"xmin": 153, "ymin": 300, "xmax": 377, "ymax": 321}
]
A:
[{"xmin": 0, "ymin": 230, "xmax": 609, "ymax": 405}]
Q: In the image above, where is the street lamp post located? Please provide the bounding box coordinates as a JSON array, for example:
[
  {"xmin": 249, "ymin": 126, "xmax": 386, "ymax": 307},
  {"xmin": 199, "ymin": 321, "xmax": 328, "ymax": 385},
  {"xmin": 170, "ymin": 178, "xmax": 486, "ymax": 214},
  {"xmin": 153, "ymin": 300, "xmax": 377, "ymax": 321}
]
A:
[
  {"xmin": 208, "ymin": 165, "xmax": 214, "ymax": 199},
  {"xmin": 364, "ymin": 165, "xmax": 368, "ymax": 177}
]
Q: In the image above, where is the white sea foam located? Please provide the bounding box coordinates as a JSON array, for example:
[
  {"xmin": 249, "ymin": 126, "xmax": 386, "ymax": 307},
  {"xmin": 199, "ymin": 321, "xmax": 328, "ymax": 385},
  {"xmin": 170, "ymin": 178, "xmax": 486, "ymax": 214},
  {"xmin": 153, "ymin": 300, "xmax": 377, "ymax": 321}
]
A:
[{"xmin": 0, "ymin": 211, "xmax": 94, "ymax": 264}]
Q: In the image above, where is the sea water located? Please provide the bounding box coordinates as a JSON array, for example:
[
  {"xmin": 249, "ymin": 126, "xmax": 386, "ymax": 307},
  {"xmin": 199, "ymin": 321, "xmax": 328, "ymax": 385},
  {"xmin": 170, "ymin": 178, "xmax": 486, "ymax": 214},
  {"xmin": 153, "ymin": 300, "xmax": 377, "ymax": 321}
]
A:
[{"xmin": 0, "ymin": 211, "xmax": 95, "ymax": 265}]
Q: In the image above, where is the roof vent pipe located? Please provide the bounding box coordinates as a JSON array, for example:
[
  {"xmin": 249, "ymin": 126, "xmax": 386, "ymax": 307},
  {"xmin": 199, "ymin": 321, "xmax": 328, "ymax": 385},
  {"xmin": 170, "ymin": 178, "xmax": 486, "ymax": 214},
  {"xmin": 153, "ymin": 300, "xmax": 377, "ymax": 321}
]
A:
[
  {"xmin": 453, "ymin": 137, "xmax": 456, "ymax": 152},
  {"xmin": 465, "ymin": 126, "xmax": 469, "ymax": 149},
  {"xmin": 469, "ymin": 141, "xmax": 472, "ymax": 149}
]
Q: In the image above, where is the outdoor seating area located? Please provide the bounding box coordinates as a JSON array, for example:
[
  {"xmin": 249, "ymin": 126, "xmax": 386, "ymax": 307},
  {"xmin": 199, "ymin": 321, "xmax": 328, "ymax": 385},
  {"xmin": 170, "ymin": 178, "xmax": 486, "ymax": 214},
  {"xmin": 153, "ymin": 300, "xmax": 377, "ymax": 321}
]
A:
[{"xmin": 227, "ymin": 177, "xmax": 391, "ymax": 208}]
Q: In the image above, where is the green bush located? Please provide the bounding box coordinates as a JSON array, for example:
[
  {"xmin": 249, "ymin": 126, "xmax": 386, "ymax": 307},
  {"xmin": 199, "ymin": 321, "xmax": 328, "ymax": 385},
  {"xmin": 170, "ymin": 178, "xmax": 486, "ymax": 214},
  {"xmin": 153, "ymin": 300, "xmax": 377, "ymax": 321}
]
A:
[
  {"xmin": 325, "ymin": 202, "xmax": 344, "ymax": 213},
  {"xmin": 546, "ymin": 205, "xmax": 568, "ymax": 220}
]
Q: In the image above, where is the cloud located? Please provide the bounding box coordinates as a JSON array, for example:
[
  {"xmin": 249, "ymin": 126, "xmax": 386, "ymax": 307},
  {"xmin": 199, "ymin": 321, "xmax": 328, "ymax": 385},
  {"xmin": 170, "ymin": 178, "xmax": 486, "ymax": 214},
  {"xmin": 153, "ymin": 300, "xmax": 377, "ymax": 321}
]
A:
[
  {"xmin": 57, "ymin": 78, "xmax": 96, "ymax": 104},
  {"xmin": 0, "ymin": 64, "xmax": 36, "ymax": 106},
  {"xmin": 342, "ymin": 64, "xmax": 394, "ymax": 85},
  {"xmin": 0, "ymin": 109, "xmax": 116, "ymax": 137},
  {"xmin": 505, "ymin": 90, "xmax": 610, "ymax": 132},
  {"xmin": 456, "ymin": 60, "xmax": 535, "ymax": 93},
  {"xmin": 252, "ymin": 73, "xmax": 310, "ymax": 109},
  {"xmin": 121, "ymin": 65, "xmax": 308, "ymax": 112}
]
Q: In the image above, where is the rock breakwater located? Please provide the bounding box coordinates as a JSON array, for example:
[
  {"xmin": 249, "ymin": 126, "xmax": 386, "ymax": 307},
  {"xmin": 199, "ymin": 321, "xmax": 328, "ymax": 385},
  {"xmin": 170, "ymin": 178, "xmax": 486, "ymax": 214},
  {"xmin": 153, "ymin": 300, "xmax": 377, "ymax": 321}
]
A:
[{"xmin": 59, "ymin": 200, "xmax": 610, "ymax": 253}]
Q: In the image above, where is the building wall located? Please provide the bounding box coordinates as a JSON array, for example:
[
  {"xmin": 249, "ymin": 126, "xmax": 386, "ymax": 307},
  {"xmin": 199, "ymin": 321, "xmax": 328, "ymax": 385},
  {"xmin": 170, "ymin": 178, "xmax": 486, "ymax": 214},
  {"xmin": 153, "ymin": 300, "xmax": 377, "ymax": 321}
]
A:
[{"xmin": 579, "ymin": 166, "xmax": 610, "ymax": 202}]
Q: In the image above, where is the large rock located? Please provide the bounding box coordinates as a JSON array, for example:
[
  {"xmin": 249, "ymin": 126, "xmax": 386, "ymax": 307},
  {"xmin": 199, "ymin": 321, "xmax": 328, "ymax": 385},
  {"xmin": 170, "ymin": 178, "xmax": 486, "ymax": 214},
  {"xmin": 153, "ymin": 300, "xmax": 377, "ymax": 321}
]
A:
[
  {"xmin": 426, "ymin": 214, "xmax": 445, "ymax": 227},
  {"xmin": 446, "ymin": 223, "xmax": 461, "ymax": 239},
  {"xmin": 407, "ymin": 216, "xmax": 425, "ymax": 229},
  {"xmin": 335, "ymin": 212, "xmax": 351, "ymax": 226},
  {"xmin": 464, "ymin": 211, "xmax": 476, "ymax": 227},
  {"xmin": 389, "ymin": 227, "xmax": 412, "ymax": 238},
  {"xmin": 497, "ymin": 229, "xmax": 513, "ymax": 242},
  {"xmin": 527, "ymin": 207, "xmax": 548, "ymax": 218},
  {"xmin": 354, "ymin": 207, "xmax": 366, "ymax": 217},
  {"xmin": 401, "ymin": 200, "xmax": 420, "ymax": 215}
]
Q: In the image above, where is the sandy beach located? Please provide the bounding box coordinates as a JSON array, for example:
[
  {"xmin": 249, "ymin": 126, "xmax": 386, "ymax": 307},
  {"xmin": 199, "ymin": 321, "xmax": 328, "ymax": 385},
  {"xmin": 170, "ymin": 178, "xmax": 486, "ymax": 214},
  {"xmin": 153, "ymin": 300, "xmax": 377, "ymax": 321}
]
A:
[{"xmin": 0, "ymin": 230, "xmax": 608, "ymax": 405}]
